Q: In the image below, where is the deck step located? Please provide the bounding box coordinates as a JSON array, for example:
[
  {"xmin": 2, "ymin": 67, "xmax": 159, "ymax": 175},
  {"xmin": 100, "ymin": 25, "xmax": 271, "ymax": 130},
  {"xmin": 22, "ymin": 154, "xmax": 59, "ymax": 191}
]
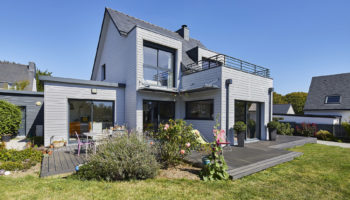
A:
[
  {"xmin": 269, "ymin": 137, "xmax": 317, "ymax": 149},
  {"xmin": 227, "ymin": 151, "xmax": 302, "ymax": 180}
]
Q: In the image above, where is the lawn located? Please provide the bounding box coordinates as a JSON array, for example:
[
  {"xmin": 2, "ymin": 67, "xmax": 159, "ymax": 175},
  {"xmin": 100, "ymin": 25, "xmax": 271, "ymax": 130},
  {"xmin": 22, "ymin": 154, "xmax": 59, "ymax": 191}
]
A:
[{"xmin": 0, "ymin": 144, "xmax": 349, "ymax": 200}]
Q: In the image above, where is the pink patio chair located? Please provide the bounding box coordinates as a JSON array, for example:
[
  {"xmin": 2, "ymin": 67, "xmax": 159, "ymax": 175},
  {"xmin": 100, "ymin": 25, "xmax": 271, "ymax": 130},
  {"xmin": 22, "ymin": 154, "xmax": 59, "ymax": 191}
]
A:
[{"xmin": 75, "ymin": 131, "xmax": 94, "ymax": 156}]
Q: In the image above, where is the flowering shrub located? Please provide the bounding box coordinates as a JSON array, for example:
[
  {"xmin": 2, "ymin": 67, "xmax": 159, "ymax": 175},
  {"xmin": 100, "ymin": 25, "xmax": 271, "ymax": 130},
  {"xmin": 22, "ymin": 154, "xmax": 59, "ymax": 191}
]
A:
[
  {"xmin": 200, "ymin": 120, "xmax": 229, "ymax": 181},
  {"xmin": 296, "ymin": 123, "xmax": 317, "ymax": 137},
  {"xmin": 151, "ymin": 119, "xmax": 199, "ymax": 168}
]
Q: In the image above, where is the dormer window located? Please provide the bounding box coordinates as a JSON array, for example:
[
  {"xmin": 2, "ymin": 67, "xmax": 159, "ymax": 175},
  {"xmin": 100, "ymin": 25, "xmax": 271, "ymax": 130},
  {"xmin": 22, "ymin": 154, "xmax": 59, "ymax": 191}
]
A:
[
  {"xmin": 143, "ymin": 41, "xmax": 175, "ymax": 88},
  {"xmin": 325, "ymin": 95, "xmax": 340, "ymax": 104}
]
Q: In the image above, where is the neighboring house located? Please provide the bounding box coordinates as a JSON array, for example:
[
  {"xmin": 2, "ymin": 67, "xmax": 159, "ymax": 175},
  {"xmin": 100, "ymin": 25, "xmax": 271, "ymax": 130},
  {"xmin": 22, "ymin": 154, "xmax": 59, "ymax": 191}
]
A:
[
  {"xmin": 87, "ymin": 8, "xmax": 273, "ymax": 143},
  {"xmin": 304, "ymin": 73, "xmax": 350, "ymax": 122},
  {"xmin": 273, "ymin": 104, "xmax": 295, "ymax": 115},
  {"xmin": 0, "ymin": 61, "xmax": 43, "ymax": 137},
  {"xmin": 0, "ymin": 61, "xmax": 37, "ymax": 91}
]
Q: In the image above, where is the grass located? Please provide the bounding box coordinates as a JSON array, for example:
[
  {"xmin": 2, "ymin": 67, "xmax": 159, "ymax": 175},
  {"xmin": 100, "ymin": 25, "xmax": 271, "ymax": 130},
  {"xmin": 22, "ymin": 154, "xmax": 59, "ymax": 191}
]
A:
[{"xmin": 1, "ymin": 144, "xmax": 350, "ymax": 200}]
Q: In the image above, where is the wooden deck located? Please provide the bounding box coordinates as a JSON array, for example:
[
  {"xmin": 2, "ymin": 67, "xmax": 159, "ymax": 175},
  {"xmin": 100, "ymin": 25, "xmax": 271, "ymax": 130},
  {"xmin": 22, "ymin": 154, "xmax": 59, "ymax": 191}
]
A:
[{"xmin": 40, "ymin": 145, "xmax": 87, "ymax": 177}]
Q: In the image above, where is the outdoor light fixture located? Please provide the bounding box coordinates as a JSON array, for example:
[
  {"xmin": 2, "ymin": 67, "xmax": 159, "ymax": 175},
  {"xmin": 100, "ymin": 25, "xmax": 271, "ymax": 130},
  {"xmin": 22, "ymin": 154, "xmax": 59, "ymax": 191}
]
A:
[
  {"xmin": 35, "ymin": 101, "xmax": 42, "ymax": 106},
  {"xmin": 91, "ymin": 88, "xmax": 97, "ymax": 94}
]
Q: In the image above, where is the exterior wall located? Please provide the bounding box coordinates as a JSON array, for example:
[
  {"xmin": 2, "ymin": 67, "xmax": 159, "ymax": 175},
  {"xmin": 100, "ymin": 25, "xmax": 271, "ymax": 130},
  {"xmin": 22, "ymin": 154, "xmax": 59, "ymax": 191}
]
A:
[
  {"xmin": 274, "ymin": 114, "xmax": 339, "ymax": 125},
  {"xmin": 43, "ymin": 82, "xmax": 121, "ymax": 146},
  {"xmin": 0, "ymin": 91, "xmax": 44, "ymax": 136},
  {"xmin": 221, "ymin": 67, "xmax": 273, "ymax": 141},
  {"xmin": 287, "ymin": 106, "xmax": 295, "ymax": 115},
  {"xmin": 180, "ymin": 90, "xmax": 221, "ymax": 142},
  {"xmin": 92, "ymin": 15, "xmax": 137, "ymax": 130},
  {"xmin": 304, "ymin": 110, "xmax": 350, "ymax": 123},
  {"xmin": 197, "ymin": 47, "xmax": 218, "ymax": 60}
]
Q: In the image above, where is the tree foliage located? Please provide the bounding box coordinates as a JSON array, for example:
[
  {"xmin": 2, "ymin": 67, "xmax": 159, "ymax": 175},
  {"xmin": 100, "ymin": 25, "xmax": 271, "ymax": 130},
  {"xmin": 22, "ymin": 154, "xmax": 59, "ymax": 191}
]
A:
[
  {"xmin": 0, "ymin": 100, "xmax": 22, "ymax": 136},
  {"xmin": 273, "ymin": 92, "xmax": 308, "ymax": 114},
  {"xmin": 36, "ymin": 69, "xmax": 52, "ymax": 92}
]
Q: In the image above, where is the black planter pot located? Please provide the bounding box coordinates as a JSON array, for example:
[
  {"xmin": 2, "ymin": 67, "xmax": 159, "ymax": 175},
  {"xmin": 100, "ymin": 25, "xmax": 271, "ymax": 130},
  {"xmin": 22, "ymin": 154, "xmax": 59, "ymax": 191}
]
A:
[
  {"xmin": 269, "ymin": 129, "xmax": 277, "ymax": 141},
  {"xmin": 237, "ymin": 131, "xmax": 245, "ymax": 147},
  {"xmin": 1, "ymin": 135, "xmax": 12, "ymax": 142}
]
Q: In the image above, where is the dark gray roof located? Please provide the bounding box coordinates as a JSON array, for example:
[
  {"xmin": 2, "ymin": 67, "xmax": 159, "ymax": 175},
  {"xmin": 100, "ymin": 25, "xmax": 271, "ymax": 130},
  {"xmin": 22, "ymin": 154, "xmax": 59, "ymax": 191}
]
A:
[
  {"xmin": 0, "ymin": 61, "xmax": 36, "ymax": 91},
  {"xmin": 304, "ymin": 73, "xmax": 350, "ymax": 110},
  {"xmin": 273, "ymin": 104, "xmax": 293, "ymax": 114},
  {"xmin": 39, "ymin": 76, "xmax": 126, "ymax": 88},
  {"xmin": 106, "ymin": 8, "xmax": 207, "ymax": 66},
  {"xmin": 0, "ymin": 89, "xmax": 43, "ymax": 96}
]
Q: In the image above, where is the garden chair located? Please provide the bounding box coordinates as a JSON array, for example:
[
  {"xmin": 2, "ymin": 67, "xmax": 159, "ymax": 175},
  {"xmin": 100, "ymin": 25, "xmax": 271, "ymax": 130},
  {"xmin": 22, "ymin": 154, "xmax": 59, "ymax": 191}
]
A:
[{"xmin": 75, "ymin": 131, "xmax": 95, "ymax": 156}]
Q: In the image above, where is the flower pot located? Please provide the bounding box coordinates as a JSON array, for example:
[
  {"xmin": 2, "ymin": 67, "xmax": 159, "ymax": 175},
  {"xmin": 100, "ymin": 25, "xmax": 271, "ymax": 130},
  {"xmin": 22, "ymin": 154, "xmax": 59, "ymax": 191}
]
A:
[
  {"xmin": 53, "ymin": 141, "xmax": 65, "ymax": 148},
  {"xmin": 237, "ymin": 131, "xmax": 245, "ymax": 147},
  {"xmin": 269, "ymin": 128, "xmax": 277, "ymax": 141},
  {"xmin": 202, "ymin": 157, "xmax": 210, "ymax": 165},
  {"xmin": 1, "ymin": 135, "xmax": 12, "ymax": 142}
]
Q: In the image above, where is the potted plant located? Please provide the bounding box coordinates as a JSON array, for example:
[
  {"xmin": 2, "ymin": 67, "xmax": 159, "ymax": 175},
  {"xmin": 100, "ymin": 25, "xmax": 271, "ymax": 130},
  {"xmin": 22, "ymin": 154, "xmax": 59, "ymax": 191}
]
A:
[
  {"xmin": 234, "ymin": 121, "xmax": 247, "ymax": 147},
  {"xmin": 52, "ymin": 140, "xmax": 65, "ymax": 148},
  {"xmin": 267, "ymin": 121, "xmax": 280, "ymax": 141}
]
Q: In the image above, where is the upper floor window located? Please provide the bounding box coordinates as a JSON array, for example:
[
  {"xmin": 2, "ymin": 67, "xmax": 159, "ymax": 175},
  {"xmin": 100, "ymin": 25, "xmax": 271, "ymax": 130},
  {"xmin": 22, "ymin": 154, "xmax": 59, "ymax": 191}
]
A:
[
  {"xmin": 325, "ymin": 95, "xmax": 341, "ymax": 104},
  {"xmin": 101, "ymin": 64, "xmax": 106, "ymax": 80},
  {"xmin": 201, "ymin": 57, "xmax": 222, "ymax": 70},
  {"xmin": 143, "ymin": 41, "xmax": 175, "ymax": 88}
]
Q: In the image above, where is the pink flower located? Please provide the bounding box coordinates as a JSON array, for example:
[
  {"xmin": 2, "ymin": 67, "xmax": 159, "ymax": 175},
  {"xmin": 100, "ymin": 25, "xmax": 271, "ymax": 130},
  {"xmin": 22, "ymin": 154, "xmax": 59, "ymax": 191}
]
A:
[
  {"xmin": 180, "ymin": 149, "xmax": 185, "ymax": 155},
  {"xmin": 185, "ymin": 142, "xmax": 191, "ymax": 148},
  {"xmin": 150, "ymin": 141, "xmax": 154, "ymax": 145},
  {"xmin": 220, "ymin": 129, "xmax": 225, "ymax": 134},
  {"xmin": 164, "ymin": 124, "xmax": 169, "ymax": 130}
]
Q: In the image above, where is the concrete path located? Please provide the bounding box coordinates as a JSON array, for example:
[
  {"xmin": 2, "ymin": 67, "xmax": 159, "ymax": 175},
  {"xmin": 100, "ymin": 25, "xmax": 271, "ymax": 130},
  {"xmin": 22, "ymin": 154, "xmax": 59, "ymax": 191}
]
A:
[{"xmin": 317, "ymin": 140, "xmax": 350, "ymax": 148}]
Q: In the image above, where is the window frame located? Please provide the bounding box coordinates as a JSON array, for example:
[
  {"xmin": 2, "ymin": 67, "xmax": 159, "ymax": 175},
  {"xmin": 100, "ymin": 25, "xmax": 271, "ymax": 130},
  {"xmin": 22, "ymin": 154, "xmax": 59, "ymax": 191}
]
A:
[
  {"xmin": 101, "ymin": 64, "xmax": 106, "ymax": 81},
  {"xmin": 143, "ymin": 40, "xmax": 176, "ymax": 88},
  {"xmin": 185, "ymin": 99, "xmax": 214, "ymax": 120},
  {"xmin": 324, "ymin": 95, "xmax": 341, "ymax": 104}
]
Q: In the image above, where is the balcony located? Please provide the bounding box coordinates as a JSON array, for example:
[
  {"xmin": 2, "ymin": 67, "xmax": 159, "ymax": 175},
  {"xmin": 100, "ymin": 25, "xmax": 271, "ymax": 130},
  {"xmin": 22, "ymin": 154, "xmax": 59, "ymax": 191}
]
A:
[{"xmin": 183, "ymin": 54, "xmax": 270, "ymax": 78}]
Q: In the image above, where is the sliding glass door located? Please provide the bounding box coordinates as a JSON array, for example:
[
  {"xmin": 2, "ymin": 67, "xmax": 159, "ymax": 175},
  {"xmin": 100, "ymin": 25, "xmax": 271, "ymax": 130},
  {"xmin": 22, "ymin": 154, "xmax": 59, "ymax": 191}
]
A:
[
  {"xmin": 143, "ymin": 100, "xmax": 175, "ymax": 132},
  {"xmin": 234, "ymin": 100, "xmax": 261, "ymax": 139},
  {"xmin": 68, "ymin": 100, "xmax": 114, "ymax": 143}
]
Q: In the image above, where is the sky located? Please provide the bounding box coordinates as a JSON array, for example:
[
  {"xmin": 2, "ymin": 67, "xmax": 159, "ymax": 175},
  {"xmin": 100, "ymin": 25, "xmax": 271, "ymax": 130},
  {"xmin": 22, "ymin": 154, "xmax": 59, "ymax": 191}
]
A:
[{"xmin": 1, "ymin": 0, "xmax": 349, "ymax": 94}]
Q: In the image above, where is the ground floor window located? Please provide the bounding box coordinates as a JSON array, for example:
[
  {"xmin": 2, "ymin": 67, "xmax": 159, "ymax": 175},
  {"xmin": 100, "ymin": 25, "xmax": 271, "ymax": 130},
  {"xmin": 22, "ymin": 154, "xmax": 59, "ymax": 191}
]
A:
[
  {"xmin": 185, "ymin": 99, "xmax": 214, "ymax": 120},
  {"xmin": 143, "ymin": 100, "xmax": 175, "ymax": 132},
  {"xmin": 235, "ymin": 100, "xmax": 261, "ymax": 139},
  {"xmin": 68, "ymin": 100, "xmax": 114, "ymax": 143}
]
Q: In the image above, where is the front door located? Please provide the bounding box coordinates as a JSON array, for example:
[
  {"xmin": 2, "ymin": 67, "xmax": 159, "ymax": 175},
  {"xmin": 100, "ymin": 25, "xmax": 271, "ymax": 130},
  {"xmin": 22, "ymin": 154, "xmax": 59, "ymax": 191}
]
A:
[
  {"xmin": 234, "ymin": 100, "xmax": 261, "ymax": 139},
  {"xmin": 143, "ymin": 100, "xmax": 175, "ymax": 132}
]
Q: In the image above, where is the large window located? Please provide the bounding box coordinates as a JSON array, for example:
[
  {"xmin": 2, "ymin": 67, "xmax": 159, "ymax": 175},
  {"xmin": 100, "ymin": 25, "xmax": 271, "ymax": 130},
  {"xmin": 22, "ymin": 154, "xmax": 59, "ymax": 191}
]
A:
[
  {"xmin": 186, "ymin": 100, "xmax": 214, "ymax": 120},
  {"xmin": 234, "ymin": 100, "xmax": 261, "ymax": 139},
  {"xmin": 325, "ymin": 95, "xmax": 340, "ymax": 104},
  {"xmin": 143, "ymin": 100, "xmax": 175, "ymax": 132},
  {"xmin": 143, "ymin": 41, "xmax": 175, "ymax": 88},
  {"xmin": 68, "ymin": 100, "xmax": 114, "ymax": 143}
]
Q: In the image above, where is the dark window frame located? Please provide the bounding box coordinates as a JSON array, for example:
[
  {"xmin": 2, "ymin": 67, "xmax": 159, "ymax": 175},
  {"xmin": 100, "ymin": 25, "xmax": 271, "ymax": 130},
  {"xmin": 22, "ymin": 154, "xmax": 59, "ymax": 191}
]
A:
[
  {"xmin": 101, "ymin": 64, "xmax": 106, "ymax": 80},
  {"xmin": 143, "ymin": 40, "xmax": 176, "ymax": 88},
  {"xmin": 325, "ymin": 95, "xmax": 341, "ymax": 104},
  {"xmin": 185, "ymin": 99, "xmax": 214, "ymax": 120}
]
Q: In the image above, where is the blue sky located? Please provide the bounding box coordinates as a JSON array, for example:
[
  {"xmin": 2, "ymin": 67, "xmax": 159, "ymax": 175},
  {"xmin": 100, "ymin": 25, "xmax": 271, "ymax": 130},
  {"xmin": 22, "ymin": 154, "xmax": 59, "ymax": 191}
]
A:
[{"xmin": 1, "ymin": 0, "xmax": 349, "ymax": 94}]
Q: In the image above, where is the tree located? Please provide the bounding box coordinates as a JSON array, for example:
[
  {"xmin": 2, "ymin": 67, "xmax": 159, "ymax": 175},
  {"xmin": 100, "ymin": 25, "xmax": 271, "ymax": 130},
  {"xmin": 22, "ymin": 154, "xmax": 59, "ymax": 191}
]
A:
[
  {"xmin": 273, "ymin": 92, "xmax": 287, "ymax": 104},
  {"xmin": 284, "ymin": 92, "xmax": 308, "ymax": 115},
  {"xmin": 36, "ymin": 69, "xmax": 52, "ymax": 92}
]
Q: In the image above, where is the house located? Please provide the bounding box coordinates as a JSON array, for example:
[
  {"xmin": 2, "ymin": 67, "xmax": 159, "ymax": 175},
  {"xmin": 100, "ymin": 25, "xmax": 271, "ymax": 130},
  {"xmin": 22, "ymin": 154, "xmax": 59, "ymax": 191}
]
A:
[
  {"xmin": 0, "ymin": 61, "xmax": 37, "ymax": 91},
  {"xmin": 41, "ymin": 8, "xmax": 273, "ymax": 146},
  {"xmin": 273, "ymin": 104, "xmax": 295, "ymax": 115},
  {"xmin": 304, "ymin": 73, "xmax": 350, "ymax": 122},
  {"xmin": 0, "ymin": 61, "xmax": 43, "ymax": 137}
]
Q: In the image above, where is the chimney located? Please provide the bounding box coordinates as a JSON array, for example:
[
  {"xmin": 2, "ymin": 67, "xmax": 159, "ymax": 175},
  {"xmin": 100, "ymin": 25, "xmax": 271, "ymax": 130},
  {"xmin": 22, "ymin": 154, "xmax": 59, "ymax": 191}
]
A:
[{"xmin": 176, "ymin": 25, "xmax": 189, "ymax": 41}]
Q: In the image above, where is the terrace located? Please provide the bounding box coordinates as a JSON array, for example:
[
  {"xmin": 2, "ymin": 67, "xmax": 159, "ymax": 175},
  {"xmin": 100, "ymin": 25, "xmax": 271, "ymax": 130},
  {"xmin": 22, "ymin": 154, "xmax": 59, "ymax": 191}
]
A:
[{"xmin": 183, "ymin": 54, "xmax": 271, "ymax": 78}]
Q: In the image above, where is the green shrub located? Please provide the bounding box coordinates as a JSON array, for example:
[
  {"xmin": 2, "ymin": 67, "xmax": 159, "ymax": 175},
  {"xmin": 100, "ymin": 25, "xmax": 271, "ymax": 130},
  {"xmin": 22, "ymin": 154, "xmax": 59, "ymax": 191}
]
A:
[
  {"xmin": 267, "ymin": 121, "xmax": 280, "ymax": 130},
  {"xmin": 342, "ymin": 122, "xmax": 350, "ymax": 136},
  {"xmin": 151, "ymin": 119, "xmax": 199, "ymax": 168},
  {"xmin": 0, "ymin": 148, "xmax": 42, "ymax": 171},
  {"xmin": 234, "ymin": 121, "xmax": 247, "ymax": 133},
  {"xmin": 277, "ymin": 123, "xmax": 294, "ymax": 135},
  {"xmin": 315, "ymin": 130, "xmax": 333, "ymax": 141},
  {"xmin": 0, "ymin": 100, "xmax": 22, "ymax": 137},
  {"xmin": 75, "ymin": 135, "xmax": 159, "ymax": 181}
]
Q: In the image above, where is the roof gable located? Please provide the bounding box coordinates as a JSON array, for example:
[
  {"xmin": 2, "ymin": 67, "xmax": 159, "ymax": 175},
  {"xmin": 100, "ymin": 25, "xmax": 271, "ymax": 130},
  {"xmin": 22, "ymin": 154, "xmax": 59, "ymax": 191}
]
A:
[
  {"xmin": 304, "ymin": 73, "xmax": 350, "ymax": 110},
  {"xmin": 273, "ymin": 104, "xmax": 294, "ymax": 114}
]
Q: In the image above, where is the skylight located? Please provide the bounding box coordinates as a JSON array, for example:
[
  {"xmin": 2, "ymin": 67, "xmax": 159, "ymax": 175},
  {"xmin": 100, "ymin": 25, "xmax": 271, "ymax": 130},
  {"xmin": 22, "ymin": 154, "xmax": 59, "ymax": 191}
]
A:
[{"xmin": 325, "ymin": 95, "xmax": 341, "ymax": 104}]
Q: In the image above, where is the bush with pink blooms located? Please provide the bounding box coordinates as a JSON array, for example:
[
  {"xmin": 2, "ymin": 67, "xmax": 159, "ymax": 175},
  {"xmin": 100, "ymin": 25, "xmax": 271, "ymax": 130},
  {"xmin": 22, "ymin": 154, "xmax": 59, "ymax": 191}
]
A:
[{"xmin": 151, "ymin": 119, "xmax": 199, "ymax": 168}]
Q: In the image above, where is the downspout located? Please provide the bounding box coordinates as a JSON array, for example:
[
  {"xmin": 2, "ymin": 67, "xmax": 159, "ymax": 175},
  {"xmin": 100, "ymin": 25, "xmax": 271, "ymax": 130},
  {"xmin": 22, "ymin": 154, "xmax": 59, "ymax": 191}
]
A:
[
  {"xmin": 268, "ymin": 88, "xmax": 274, "ymax": 140},
  {"xmin": 225, "ymin": 79, "xmax": 232, "ymax": 144}
]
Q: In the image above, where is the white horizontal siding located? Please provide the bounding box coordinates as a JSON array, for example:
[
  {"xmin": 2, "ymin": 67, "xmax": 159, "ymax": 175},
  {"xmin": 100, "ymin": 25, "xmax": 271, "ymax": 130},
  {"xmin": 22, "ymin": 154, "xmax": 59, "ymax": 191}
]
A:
[{"xmin": 44, "ymin": 82, "xmax": 121, "ymax": 146}]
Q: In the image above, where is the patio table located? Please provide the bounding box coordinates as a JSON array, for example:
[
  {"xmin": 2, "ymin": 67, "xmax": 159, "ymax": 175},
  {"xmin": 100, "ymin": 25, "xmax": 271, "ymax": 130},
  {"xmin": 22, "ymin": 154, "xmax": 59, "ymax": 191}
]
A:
[{"xmin": 82, "ymin": 132, "xmax": 99, "ymax": 158}]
